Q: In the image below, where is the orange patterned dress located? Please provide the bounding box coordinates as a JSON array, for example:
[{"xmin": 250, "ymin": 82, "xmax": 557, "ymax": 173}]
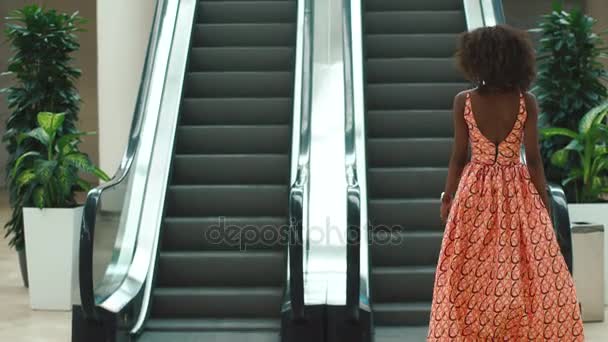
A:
[{"xmin": 427, "ymin": 91, "xmax": 584, "ymax": 341}]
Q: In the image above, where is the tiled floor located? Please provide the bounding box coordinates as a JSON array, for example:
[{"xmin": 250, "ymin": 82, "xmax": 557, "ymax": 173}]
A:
[{"xmin": 1, "ymin": 193, "xmax": 608, "ymax": 341}]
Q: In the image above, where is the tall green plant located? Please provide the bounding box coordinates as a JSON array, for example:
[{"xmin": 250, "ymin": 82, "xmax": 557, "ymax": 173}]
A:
[
  {"xmin": 532, "ymin": 1, "xmax": 607, "ymax": 181},
  {"xmin": 541, "ymin": 101, "xmax": 608, "ymax": 203},
  {"xmin": 1, "ymin": 5, "xmax": 85, "ymax": 250}
]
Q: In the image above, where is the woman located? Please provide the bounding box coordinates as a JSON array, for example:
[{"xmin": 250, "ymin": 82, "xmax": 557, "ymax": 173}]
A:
[{"xmin": 427, "ymin": 25, "xmax": 584, "ymax": 341}]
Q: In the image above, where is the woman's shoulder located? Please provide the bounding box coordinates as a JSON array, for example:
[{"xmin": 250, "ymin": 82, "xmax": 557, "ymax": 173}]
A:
[{"xmin": 454, "ymin": 88, "xmax": 476, "ymax": 105}]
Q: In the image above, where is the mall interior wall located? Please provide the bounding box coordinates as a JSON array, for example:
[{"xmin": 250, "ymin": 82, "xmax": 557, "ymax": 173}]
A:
[{"xmin": 97, "ymin": 0, "xmax": 155, "ymax": 176}]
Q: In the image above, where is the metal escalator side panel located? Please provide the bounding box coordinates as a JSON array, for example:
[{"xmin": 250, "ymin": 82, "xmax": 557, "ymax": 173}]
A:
[
  {"xmin": 339, "ymin": 0, "xmax": 373, "ymax": 340},
  {"xmin": 79, "ymin": 0, "xmax": 177, "ymax": 323},
  {"xmin": 284, "ymin": 0, "xmax": 314, "ymax": 322},
  {"xmin": 126, "ymin": 0, "xmax": 199, "ymax": 336}
]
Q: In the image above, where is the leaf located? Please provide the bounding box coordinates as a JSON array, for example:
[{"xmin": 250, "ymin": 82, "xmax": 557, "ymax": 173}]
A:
[
  {"xmin": 56, "ymin": 132, "xmax": 91, "ymax": 154},
  {"xmin": 16, "ymin": 169, "xmax": 36, "ymax": 189},
  {"xmin": 37, "ymin": 112, "xmax": 66, "ymax": 138},
  {"xmin": 563, "ymin": 139, "xmax": 583, "ymax": 152},
  {"xmin": 64, "ymin": 152, "xmax": 92, "ymax": 171},
  {"xmin": 550, "ymin": 148, "xmax": 570, "ymax": 168},
  {"xmin": 579, "ymin": 101, "xmax": 608, "ymax": 134},
  {"xmin": 11, "ymin": 151, "xmax": 41, "ymax": 178},
  {"xmin": 32, "ymin": 186, "xmax": 45, "ymax": 208},
  {"xmin": 33, "ymin": 160, "xmax": 58, "ymax": 183},
  {"xmin": 539, "ymin": 127, "xmax": 578, "ymax": 139},
  {"xmin": 18, "ymin": 127, "xmax": 50, "ymax": 146},
  {"xmin": 76, "ymin": 178, "xmax": 92, "ymax": 193}
]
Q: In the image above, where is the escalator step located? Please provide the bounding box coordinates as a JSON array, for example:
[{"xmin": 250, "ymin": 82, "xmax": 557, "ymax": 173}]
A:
[
  {"xmin": 166, "ymin": 185, "xmax": 287, "ymax": 217},
  {"xmin": 199, "ymin": 1, "xmax": 296, "ymax": 23},
  {"xmin": 366, "ymin": 11, "xmax": 466, "ymax": 34},
  {"xmin": 185, "ymin": 71, "xmax": 293, "ymax": 98},
  {"xmin": 189, "ymin": 47, "xmax": 294, "ymax": 72},
  {"xmin": 368, "ymin": 198, "xmax": 441, "ymax": 231},
  {"xmin": 193, "ymin": 23, "xmax": 296, "ymax": 47},
  {"xmin": 366, "ymin": 58, "xmax": 460, "ymax": 83},
  {"xmin": 152, "ymin": 287, "xmax": 282, "ymax": 318},
  {"xmin": 181, "ymin": 97, "xmax": 292, "ymax": 125},
  {"xmin": 157, "ymin": 251, "xmax": 284, "ymax": 287},
  {"xmin": 175, "ymin": 125, "xmax": 290, "ymax": 154},
  {"xmin": 373, "ymin": 302, "xmax": 431, "ymax": 326},
  {"xmin": 145, "ymin": 318, "xmax": 280, "ymax": 332},
  {"xmin": 371, "ymin": 266, "xmax": 435, "ymax": 302},
  {"xmin": 162, "ymin": 216, "xmax": 288, "ymax": 251},
  {"xmin": 366, "ymin": 82, "xmax": 469, "ymax": 110},
  {"xmin": 371, "ymin": 230, "xmax": 443, "ymax": 267},
  {"xmin": 368, "ymin": 167, "xmax": 447, "ymax": 198},
  {"xmin": 366, "ymin": 34, "xmax": 458, "ymax": 58},
  {"xmin": 367, "ymin": 138, "xmax": 452, "ymax": 167},
  {"xmin": 172, "ymin": 154, "xmax": 289, "ymax": 185},
  {"xmin": 365, "ymin": 0, "xmax": 463, "ymax": 11},
  {"xmin": 138, "ymin": 331, "xmax": 279, "ymax": 342},
  {"xmin": 367, "ymin": 109, "xmax": 452, "ymax": 138}
]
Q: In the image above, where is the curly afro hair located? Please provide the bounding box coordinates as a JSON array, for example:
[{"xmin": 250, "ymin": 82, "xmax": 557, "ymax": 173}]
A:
[{"xmin": 456, "ymin": 24, "xmax": 536, "ymax": 93}]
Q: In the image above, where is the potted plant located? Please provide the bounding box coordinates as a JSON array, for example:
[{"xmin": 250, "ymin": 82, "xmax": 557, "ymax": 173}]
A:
[
  {"xmin": 541, "ymin": 100, "xmax": 608, "ymax": 308},
  {"xmin": 11, "ymin": 112, "xmax": 108, "ymax": 310},
  {"xmin": 532, "ymin": 2, "xmax": 607, "ymax": 183},
  {"xmin": 1, "ymin": 5, "xmax": 85, "ymax": 287}
]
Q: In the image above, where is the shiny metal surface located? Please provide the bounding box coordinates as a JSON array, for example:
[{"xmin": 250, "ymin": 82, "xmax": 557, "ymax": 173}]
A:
[
  {"xmin": 79, "ymin": 0, "xmax": 196, "ymax": 328},
  {"xmin": 304, "ymin": 0, "xmax": 349, "ymax": 306},
  {"xmin": 343, "ymin": 0, "xmax": 371, "ymax": 317},
  {"xmin": 79, "ymin": 0, "xmax": 173, "ymax": 320},
  {"xmin": 286, "ymin": 0, "xmax": 313, "ymax": 319},
  {"xmin": 464, "ymin": 0, "xmax": 505, "ymax": 30},
  {"xmin": 128, "ymin": 0, "xmax": 197, "ymax": 334}
]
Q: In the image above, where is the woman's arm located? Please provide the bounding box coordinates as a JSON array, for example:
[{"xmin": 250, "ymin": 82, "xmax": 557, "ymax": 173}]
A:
[
  {"xmin": 523, "ymin": 92, "xmax": 552, "ymax": 213},
  {"xmin": 440, "ymin": 92, "xmax": 470, "ymax": 223}
]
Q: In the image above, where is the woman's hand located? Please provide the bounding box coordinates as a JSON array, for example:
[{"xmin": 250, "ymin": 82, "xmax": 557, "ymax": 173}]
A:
[{"xmin": 440, "ymin": 200, "xmax": 452, "ymax": 225}]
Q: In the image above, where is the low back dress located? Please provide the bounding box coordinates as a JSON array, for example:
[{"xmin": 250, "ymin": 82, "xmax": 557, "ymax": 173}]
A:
[{"xmin": 427, "ymin": 91, "xmax": 584, "ymax": 341}]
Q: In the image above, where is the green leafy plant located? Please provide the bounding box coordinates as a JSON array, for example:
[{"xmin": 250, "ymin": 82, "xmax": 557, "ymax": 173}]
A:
[
  {"xmin": 532, "ymin": 1, "xmax": 608, "ymax": 181},
  {"xmin": 2, "ymin": 5, "xmax": 85, "ymax": 249},
  {"xmin": 11, "ymin": 112, "xmax": 109, "ymax": 208},
  {"xmin": 541, "ymin": 101, "xmax": 608, "ymax": 203}
]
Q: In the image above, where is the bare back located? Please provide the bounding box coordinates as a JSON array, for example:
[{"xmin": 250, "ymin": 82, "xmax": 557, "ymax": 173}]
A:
[{"xmin": 468, "ymin": 89, "xmax": 522, "ymax": 146}]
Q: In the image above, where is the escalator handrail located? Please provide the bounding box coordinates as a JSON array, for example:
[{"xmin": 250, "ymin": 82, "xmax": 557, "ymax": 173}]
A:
[
  {"xmin": 473, "ymin": 0, "xmax": 574, "ymax": 274},
  {"xmin": 463, "ymin": 0, "xmax": 505, "ymax": 29},
  {"xmin": 79, "ymin": 0, "xmax": 169, "ymax": 321},
  {"xmin": 343, "ymin": 0, "xmax": 370, "ymax": 322},
  {"xmin": 287, "ymin": 0, "xmax": 313, "ymax": 320}
]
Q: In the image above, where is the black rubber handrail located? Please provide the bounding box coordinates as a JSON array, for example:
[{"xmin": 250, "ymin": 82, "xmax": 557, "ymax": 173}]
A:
[
  {"xmin": 288, "ymin": 169, "xmax": 306, "ymax": 320},
  {"xmin": 79, "ymin": 0, "xmax": 166, "ymax": 321},
  {"xmin": 547, "ymin": 182, "xmax": 574, "ymax": 274}
]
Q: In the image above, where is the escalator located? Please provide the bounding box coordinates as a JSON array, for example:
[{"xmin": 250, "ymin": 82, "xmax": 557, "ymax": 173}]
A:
[
  {"xmin": 139, "ymin": 0, "xmax": 297, "ymax": 340},
  {"xmin": 362, "ymin": 0, "xmax": 468, "ymax": 338},
  {"xmin": 76, "ymin": 0, "xmax": 305, "ymax": 341}
]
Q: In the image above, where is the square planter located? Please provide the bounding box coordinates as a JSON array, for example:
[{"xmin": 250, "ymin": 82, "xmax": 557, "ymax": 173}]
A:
[
  {"xmin": 568, "ymin": 203, "xmax": 608, "ymax": 303},
  {"xmin": 23, "ymin": 206, "xmax": 83, "ymax": 311},
  {"xmin": 570, "ymin": 221, "xmax": 604, "ymax": 322}
]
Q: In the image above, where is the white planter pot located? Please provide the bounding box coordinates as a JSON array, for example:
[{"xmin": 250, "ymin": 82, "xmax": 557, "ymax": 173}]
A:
[
  {"xmin": 570, "ymin": 222, "xmax": 604, "ymax": 322},
  {"xmin": 568, "ymin": 203, "xmax": 608, "ymax": 303},
  {"xmin": 23, "ymin": 206, "xmax": 83, "ymax": 311}
]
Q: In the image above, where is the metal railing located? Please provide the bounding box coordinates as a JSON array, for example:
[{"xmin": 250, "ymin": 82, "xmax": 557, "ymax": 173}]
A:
[
  {"xmin": 463, "ymin": 0, "xmax": 505, "ymax": 30},
  {"xmin": 287, "ymin": 0, "xmax": 313, "ymax": 321},
  {"xmin": 78, "ymin": 0, "xmax": 197, "ymax": 333},
  {"xmin": 343, "ymin": 0, "xmax": 370, "ymax": 323}
]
